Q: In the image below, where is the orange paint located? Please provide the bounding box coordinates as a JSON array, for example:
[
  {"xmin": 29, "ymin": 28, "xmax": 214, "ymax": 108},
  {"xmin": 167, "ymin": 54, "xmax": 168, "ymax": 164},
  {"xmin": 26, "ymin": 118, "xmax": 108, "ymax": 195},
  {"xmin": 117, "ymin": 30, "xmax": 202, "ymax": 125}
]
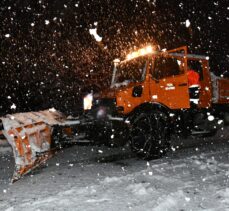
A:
[{"xmin": 101, "ymin": 46, "xmax": 227, "ymax": 114}]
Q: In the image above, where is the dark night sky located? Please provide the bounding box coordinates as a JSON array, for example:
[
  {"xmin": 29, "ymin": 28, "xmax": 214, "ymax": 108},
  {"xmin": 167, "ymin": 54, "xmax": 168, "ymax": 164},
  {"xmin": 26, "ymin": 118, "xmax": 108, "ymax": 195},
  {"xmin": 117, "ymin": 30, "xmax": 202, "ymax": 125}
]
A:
[{"xmin": 0, "ymin": 0, "xmax": 228, "ymax": 115}]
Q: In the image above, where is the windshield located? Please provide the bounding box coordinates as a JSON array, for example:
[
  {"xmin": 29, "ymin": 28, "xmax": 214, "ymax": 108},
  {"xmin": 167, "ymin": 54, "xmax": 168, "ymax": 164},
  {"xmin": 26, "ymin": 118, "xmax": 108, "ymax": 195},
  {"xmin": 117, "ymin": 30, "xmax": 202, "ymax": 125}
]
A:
[{"xmin": 112, "ymin": 58, "xmax": 147, "ymax": 87}]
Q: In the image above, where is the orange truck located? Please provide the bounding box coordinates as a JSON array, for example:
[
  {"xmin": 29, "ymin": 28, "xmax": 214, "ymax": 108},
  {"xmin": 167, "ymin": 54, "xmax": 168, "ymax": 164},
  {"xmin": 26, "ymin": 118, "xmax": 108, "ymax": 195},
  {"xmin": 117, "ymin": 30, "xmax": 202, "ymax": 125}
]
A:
[
  {"xmin": 1, "ymin": 46, "xmax": 229, "ymax": 181},
  {"xmin": 83, "ymin": 46, "xmax": 229, "ymax": 159}
]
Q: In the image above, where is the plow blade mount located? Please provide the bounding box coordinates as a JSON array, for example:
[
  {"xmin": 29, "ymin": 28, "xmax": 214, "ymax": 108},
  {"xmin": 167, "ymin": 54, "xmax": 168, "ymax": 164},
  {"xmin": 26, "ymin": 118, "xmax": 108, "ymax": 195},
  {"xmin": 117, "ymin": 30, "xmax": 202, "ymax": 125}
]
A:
[{"xmin": 0, "ymin": 109, "xmax": 67, "ymax": 182}]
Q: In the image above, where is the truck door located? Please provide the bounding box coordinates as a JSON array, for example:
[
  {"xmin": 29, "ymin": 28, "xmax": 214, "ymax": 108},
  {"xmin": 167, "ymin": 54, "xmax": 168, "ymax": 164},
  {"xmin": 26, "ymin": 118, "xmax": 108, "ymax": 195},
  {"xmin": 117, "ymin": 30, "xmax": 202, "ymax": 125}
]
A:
[{"xmin": 150, "ymin": 56, "xmax": 190, "ymax": 109}]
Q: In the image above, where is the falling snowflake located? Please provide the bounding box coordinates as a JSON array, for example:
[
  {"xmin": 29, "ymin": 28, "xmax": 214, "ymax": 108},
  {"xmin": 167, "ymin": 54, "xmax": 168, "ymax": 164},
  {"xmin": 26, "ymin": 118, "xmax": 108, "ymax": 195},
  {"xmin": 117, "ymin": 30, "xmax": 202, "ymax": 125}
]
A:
[
  {"xmin": 45, "ymin": 20, "xmax": 50, "ymax": 25},
  {"xmin": 185, "ymin": 19, "xmax": 191, "ymax": 27},
  {"xmin": 10, "ymin": 103, "xmax": 16, "ymax": 109},
  {"xmin": 5, "ymin": 34, "xmax": 10, "ymax": 38},
  {"xmin": 89, "ymin": 28, "xmax": 102, "ymax": 42}
]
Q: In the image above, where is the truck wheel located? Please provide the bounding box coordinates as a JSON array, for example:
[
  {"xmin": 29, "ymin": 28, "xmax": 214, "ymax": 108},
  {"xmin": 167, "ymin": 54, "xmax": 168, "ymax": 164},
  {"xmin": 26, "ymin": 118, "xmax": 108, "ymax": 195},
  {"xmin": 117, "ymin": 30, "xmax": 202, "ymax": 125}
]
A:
[{"xmin": 130, "ymin": 110, "xmax": 170, "ymax": 160}]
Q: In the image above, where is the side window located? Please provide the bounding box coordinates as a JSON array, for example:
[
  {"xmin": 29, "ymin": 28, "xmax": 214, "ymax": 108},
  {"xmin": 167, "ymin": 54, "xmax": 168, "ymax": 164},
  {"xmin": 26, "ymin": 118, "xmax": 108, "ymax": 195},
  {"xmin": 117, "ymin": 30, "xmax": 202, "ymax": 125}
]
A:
[
  {"xmin": 187, "ymin": 60, "xmax": 203, "ymax": 81},
  {"xmin": 152, "ymin": 57, "xmax": 182, "ymax": 80}
]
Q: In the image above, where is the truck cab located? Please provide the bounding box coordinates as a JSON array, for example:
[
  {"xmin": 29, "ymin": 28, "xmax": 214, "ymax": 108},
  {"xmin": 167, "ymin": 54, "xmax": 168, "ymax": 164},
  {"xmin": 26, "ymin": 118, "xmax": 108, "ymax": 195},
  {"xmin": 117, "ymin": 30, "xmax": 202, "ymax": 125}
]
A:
[{"xmin": 94, "ymin": 46, "xmax": 212, "ymax": 116}]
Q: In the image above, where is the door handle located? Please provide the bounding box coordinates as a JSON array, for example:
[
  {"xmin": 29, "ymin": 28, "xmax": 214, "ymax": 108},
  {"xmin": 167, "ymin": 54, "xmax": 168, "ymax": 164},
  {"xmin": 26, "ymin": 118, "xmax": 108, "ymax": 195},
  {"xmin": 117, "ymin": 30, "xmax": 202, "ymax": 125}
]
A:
[{"xmin": 178, "ymin": 83, "xmax": 188, "ymax": 87}]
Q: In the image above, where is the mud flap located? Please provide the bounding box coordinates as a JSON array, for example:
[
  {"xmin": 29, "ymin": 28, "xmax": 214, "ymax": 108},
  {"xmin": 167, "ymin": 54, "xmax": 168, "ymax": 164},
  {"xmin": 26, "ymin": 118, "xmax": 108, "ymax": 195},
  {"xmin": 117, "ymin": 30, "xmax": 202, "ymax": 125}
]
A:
[{"xmin": 2, "ymin": 122, "xmax": 53, "ymax": 182}]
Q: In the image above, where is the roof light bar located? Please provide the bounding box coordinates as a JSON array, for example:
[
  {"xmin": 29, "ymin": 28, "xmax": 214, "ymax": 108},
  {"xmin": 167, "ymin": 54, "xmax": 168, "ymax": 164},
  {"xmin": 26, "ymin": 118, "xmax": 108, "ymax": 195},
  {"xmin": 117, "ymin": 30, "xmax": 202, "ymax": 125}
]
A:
[{"xmin": 126, "ymin": 45, "xmax": 154, "ymax": 61}]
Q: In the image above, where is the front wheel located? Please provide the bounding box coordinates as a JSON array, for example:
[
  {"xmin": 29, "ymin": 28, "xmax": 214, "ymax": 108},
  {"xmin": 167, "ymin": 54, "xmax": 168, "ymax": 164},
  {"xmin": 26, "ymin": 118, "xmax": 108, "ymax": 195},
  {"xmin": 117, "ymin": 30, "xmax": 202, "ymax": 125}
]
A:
[{"xmin": 130, "ymin": 110, "xmax": 170, "ymax": 160}]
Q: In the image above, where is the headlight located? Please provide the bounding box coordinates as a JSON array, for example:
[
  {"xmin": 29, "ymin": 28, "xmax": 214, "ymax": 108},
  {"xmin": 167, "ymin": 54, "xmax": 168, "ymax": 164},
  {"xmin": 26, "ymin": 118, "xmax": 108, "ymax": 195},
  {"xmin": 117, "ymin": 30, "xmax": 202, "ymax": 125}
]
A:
[{"xmin": 83, "ymin": 93, "xmax": 93, "ymax": 110}]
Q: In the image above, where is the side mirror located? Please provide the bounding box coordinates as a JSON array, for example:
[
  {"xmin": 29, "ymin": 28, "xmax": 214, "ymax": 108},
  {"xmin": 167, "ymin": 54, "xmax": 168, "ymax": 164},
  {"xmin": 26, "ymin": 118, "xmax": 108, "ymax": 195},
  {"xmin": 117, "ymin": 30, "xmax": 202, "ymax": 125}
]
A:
[
  {"xmin": 151, "ymin": 74, "xmax": 159, "ymax": 83},
  {"xmin": 132, "ymin": 85, "xmax": 143, "ymax": 97}
]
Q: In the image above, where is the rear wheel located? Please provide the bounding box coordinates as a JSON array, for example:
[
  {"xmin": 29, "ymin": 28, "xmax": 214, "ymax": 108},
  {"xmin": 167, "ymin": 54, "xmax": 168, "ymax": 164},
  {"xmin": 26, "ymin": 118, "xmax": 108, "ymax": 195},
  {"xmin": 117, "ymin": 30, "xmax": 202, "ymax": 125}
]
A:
[{"xmin": 130, "ymin": 110, "xmax": 170, "ymax": 160}]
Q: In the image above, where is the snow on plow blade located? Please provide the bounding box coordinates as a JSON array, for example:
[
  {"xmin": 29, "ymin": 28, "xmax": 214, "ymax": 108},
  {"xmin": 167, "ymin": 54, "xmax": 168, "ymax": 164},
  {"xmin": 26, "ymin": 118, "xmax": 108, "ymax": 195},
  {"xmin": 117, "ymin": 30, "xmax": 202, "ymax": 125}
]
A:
[{"xmin": 0, "ymin": 109, "xmax": 66, "ymax": 182}]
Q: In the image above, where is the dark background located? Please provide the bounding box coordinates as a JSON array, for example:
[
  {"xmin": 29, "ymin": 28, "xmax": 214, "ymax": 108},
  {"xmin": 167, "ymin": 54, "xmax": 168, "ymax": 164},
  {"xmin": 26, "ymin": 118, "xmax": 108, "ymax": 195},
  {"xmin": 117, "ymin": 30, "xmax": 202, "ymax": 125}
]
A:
[{"xmin": 0, "ymin": 0, "xmax": 228, "ymax": 116}]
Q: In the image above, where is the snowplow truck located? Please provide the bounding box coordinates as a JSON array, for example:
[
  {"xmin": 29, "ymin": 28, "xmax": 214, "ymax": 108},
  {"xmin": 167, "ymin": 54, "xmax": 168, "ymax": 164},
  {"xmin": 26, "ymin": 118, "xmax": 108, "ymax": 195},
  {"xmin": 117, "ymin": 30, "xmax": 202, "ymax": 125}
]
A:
[
  {"xmin": 82, "ymin": 46, "xmax": 229, "ymax": 157},
  {"xmin": 1, "ymin": 46, "xmax": 229, "ymax": 181}
]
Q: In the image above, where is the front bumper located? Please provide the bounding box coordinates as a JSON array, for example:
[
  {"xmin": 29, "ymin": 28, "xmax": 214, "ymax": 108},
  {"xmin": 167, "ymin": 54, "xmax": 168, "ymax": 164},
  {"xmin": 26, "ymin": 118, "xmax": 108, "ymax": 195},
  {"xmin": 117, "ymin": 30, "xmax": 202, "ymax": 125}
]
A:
[{"xmin": 87, "ymin": 98, "xmax": 124, "ymax": 120}]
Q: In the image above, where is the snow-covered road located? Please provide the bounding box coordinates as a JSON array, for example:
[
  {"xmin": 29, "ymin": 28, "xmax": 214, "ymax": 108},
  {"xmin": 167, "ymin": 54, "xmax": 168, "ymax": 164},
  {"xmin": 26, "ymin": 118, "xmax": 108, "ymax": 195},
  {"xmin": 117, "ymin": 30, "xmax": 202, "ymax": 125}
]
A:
[{"xmin": 0, "ymin": 127, "xmax": 229, "ymax": 211}]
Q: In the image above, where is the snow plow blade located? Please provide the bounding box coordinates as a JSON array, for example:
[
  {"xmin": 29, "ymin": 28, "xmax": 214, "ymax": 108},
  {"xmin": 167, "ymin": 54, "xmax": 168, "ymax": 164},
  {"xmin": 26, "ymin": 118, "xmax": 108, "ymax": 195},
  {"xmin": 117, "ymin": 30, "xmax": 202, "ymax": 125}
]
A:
[{"xmin": 0, "ymin": 109, "xmax": 67, "ymax": 182}]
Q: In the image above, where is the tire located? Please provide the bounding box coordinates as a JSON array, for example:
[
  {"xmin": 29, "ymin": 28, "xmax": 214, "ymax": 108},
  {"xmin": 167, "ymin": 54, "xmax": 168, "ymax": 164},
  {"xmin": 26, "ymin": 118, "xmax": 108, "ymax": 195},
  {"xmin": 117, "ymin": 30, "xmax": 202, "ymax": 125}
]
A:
[{"xmin": 130, "ymin": 110, "xmax": 170, "ymax": 160}]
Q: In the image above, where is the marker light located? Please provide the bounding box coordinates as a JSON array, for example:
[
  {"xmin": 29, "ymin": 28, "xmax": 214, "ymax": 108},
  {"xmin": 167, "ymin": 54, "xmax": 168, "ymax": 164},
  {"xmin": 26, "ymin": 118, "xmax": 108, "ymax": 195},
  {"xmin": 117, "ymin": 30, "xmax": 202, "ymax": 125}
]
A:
[
  {"xmin": 132, "ymin": 52, "xmax": 139, "ymax": 58},
  {"xmin": 146, "ymin": 46, "xmax": 153, "ymax": 53},
  {"xmin": 127, "ymin": 54, "xmax": 132, "ymax": 60},
  {"xmin": 113, "ymin": 58, "xmax": 121, "ymax": 64},
  {"xmin": 139, "ymin": 48, "xmax": 146, "ymax": 55}
]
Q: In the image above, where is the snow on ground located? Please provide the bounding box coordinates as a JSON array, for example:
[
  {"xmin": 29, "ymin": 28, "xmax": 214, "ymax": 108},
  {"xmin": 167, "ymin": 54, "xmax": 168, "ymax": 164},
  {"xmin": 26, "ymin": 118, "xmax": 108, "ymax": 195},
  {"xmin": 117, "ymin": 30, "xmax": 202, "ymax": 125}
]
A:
[{"xmin": 0, "ymin": 127, "xmax": 229, "ymax": 211}]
